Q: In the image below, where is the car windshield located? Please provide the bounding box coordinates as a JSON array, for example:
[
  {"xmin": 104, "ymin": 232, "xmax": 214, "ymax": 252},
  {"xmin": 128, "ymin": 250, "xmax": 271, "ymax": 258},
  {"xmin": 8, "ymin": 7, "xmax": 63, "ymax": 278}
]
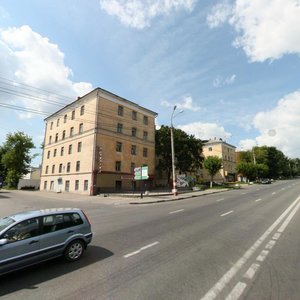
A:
[{"xmin": 0, "ymin": 217, "xmax": 15, "ymax": 232}]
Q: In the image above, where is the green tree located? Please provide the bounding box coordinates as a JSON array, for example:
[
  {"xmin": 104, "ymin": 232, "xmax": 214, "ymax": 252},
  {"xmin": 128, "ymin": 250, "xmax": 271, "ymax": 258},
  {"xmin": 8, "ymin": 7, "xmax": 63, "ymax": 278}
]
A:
[
  {"xmin": 1, "ymin": 132, "xmax": 36, "ymax": 188},
  {"xmin": 236, "ymin": 161, "xmax": 256, "ymax": 181},
  {"xmin": 155, "ymin": 126, "xmax": 203, "ymax": 185},
  {"xmin": 203, "ymin": 156, "xmax": 223, "ymax": 188}
]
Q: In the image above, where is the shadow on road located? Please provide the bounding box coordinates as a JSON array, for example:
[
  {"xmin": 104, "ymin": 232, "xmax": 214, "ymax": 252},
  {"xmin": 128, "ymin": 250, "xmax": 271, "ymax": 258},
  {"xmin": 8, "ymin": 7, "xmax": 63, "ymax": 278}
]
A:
[{"xmin": 0, "ymin": 245, "xmax": 113, "ymax": 297}]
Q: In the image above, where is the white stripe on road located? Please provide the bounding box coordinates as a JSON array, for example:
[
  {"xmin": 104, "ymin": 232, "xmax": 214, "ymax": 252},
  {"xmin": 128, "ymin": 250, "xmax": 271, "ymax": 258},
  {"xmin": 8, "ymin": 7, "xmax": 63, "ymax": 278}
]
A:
[
  {"xmin": 277, "ymin": 199, "xmax": 300, "ymax": 233},
  {"xmin": 265, "ymin": 240, "xmax": 276, "ymax": 250},
  {"xmin": 216, "ymin": 198, "xmax": 225, "ymax": 202},
  {"xmin": 220, "ymin": 210, "xmax": 233, "ymax": 217},
  {"xmin": 169, "ymin": 209, "xmax": 184, "ymax": 214},
  {"xmin": 243, "ymin": 263, "xmax": 260, "ymax": 280},
  {"xmin": 272, "ymin": 192, "xmax": 276, "ymax": 195},
  {"xmin": 124, "ymin": 241, "xmax": 159, "ymax": 258},
  {"xmin": 225, "ymin": 282, "xmax": 247, "ymax": 300},
  {"xmin": 255, "ymin": 198, "xmax": 262, "ymax": 202},
  {"xmin": 272, "ymin": 232, "xmax": 281, "ymax": 240},
  {"xmin": 256, "ymin": 250, "xmax": 269, "ymax": 262},
  {"xmin": 201, "ymin": 195, "xmax": 300, "ymax": 300}
]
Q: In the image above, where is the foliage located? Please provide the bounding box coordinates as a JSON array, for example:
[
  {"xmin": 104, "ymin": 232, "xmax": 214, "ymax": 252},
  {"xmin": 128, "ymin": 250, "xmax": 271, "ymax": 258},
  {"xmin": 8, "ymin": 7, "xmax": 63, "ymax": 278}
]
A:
[
  {"xmin": 236, "ymin": 161, "xmax": 268, "ymax": 181},
  {"xmin": 203, "ymin": 156, "xmax": 223, "ymax": 188},
  {"xmin": 1, "ymin": 132, "xmax": 36, "ymax": 188},
  {"xmin": 155, "ymin": 126, "xmax": 203, "ymax": 184}
]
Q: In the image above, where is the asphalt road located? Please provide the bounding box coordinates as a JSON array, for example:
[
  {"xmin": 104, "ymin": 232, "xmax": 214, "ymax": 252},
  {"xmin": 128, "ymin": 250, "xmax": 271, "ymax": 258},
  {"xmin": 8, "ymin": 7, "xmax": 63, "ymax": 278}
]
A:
[{"xmin": 1, "ymin": 179, "xmax": 300, "ymax": 299}]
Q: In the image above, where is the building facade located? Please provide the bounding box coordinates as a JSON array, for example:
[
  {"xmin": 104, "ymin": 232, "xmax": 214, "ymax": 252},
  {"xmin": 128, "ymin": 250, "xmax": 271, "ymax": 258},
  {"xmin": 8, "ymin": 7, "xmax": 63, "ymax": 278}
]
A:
[
  {"xmin": 200, "ymin": 138, "xmax": 237, "ymax": 182},
  {"xmin": 40, "ymin": 88, "xmax": 157, "ymax": 195}
]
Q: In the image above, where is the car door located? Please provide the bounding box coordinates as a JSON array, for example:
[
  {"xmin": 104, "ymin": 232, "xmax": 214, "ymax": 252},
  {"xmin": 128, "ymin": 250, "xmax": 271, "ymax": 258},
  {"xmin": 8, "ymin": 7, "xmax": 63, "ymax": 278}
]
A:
[{"xmin": 0, "ymin": 217, "xmax": 40, "ymax": 275}]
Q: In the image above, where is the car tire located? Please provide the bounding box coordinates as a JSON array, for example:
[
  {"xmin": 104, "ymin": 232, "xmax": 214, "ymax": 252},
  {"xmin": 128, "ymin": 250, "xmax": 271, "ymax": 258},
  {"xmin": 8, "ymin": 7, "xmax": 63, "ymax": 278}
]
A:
[{"xmin": 64, "ymin": 239, "xmax": 85, "ymax": 262}]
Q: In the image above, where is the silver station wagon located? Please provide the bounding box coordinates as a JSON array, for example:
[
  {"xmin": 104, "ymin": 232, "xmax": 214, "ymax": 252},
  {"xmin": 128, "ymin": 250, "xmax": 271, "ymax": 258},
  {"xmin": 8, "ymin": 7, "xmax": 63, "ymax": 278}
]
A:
[{"xmin": 0, "ymin": 208, "xmax": 92, "ymax": 276}]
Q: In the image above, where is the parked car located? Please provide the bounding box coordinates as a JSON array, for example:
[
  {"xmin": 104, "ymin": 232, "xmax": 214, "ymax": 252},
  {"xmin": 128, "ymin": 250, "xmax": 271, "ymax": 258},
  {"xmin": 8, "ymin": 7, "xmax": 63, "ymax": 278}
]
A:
[
  {"xmin": 261, "ymin": 178, "xmax": 271, "ymax": 184},
  {"xmin": 0, "ymin": 208, "xmax": 92, "ymax": 276}
]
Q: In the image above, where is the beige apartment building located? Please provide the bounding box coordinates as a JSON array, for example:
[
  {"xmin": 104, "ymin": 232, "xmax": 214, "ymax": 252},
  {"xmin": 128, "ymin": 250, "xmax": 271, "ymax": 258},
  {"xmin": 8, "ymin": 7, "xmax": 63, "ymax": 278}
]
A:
[
  {"xmin": 40, "ymin": 88, "xmax": 157, "ymax": 195},
  {"xmin": 200, "ymin": 138, "xmax": 237, "ymax": 182}
]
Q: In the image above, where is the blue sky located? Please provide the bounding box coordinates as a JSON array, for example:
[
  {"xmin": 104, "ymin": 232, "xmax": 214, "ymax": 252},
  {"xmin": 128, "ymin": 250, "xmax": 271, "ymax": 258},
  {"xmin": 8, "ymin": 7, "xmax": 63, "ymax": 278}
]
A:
[{"xmin": 1, "ymin": 0, "xmax": 300, "ymax": 166}]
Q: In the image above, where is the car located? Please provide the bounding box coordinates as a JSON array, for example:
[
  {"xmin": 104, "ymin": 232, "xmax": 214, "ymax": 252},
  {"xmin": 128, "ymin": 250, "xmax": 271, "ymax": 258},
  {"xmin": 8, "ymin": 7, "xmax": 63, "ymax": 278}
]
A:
[
  {"xmin": 0, "ymin": 208, "xmax": 92, "ymax": 276},
  {"xmin": 261, "ymin": 178, "xmax": 271, "ymax": 184}
]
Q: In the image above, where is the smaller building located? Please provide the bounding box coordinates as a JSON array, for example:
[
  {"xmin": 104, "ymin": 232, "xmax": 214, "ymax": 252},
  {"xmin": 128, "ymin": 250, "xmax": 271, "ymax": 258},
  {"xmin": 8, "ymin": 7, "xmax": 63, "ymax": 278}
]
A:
[
  {"xmin": 200, "ymin": 138, "xmax": 237, "ymax": 182},
  {"xmin": 18, "ymin": 166, "xmax": 41, "ymax": 190}
]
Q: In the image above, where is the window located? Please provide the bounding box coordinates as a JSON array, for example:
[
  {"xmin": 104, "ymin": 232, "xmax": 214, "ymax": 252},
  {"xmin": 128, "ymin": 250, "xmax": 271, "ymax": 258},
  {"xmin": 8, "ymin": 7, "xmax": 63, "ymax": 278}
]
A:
[
  {"xmin": 143, "ymin": 131, "xmax": 148, "ymax": 140},
  {"xmin": 4, "ymin": 218, "xmax": 39, "ymax": 243},
  {"xmin": 59, "ymin": 163, "xmax": 63, "ymax": 173},
  {"xmin": 65, "ymin": 180, "xmax": 70, "ymax": 192},
  {"xmin": 68, "ymin": 144, "xmax": 72, "ymax": 154},
  {"xmin": 116, "ymin": 142, "xmax": 122, "ymax": 152},
  {"xmin": 47, "ymin": 150, "xmax": 50, "ymax": 159},
  {"xmin": 131, "ymin": 145, "xmax": 137, "ymax": 155},
  {"xmin": 51, "ymin": 165, "xmax": 55, "ymax": 174},
  {"xmin": 79, "ymin": 123, "xmax": 83, "ymax": 134},
  {"xmin": 62, "ymin": 130, "xmax": 66, "ymax": 140},
  {"xmin": 42, "ymin": 214, "xmax": 83, "ymax": 233},
  {"xmin": 75, "ymin": 180, "xmax": 79, "ymax": 191},
  {"xmin": 54, "ymin": 149, "xmax": 57, "ymax": 157},
  {"xmin": 44, "ymin": 181, "xmax": 47, "ymax": 190},
  {"xmin": 143, "ymin": 116, "xmax": 148, "ymax": 125},
  {"xmin": 132, "ymin": 111, "xmax": 137, "ymax": 120},
  {"xmin": 115, "ymin": 161, "xmax": 121, "ymax": 171},
  {"xmin": 118, "ymin": 105, "xmax": 124, "ymax": 116},
  {"xmin": 76, "ymin": 161, "xmax": 80, "ymax": 172},
  {"xmin": 49, "ymin": 136, "xmax": 52, "ymax": 144},
  {"xmin": 64, "ymin": 114, "xmax": 67, "ymax": 123},
  {"xmin": 132, "ymin": 127, "xmax": 137, "ymax": 137},
  {"xmin": 50, "ymin": 122, "xmax": 53, "ymax": 130},
  {"xmin": 57, "ymin": 118, "xmax": 60, "ymax": 127},
  {"xmin": 45, "ymin": 165, "xmax": 49, "ymax": 174},
  {"xmin": 117, "ymin": 123, "xmax": 123, "ymax": 133},
  {"xmin": 77, "ymin": 142, "xmax": 82, "ymax": 152},
  {"xmin": 55, "ymin": 133, "xmax": 58, "ymax": 142},
  {"xmin": 209, "ymin": 147, "xmax": 212, "ymax": 151},
  {"xmin": 80, "ymin": 105, "xmax": 85, "ymax": 116},
  {"xmin": 61, "ymin": 147, "xmax": 64, "ymax": 156},
  {"xmin": 71, "ymin": 110, "xmax": 75, "ymax": 120},
  {"xmin": 84, "ymin": 180, "xmax": 88, "ymax": 191},
  {"xmin": 70, "ymin": 127, "xmax": 74, "ymax": 137},
  {"xmin": 50, "ymin": 181, "xmax": 54, "ymax": 191},
  {"xmin": 131, "ymin": 163, "xmax": 135, "ymax": 174},
  {"xmin": 143, "ymin": 147, "xmax": 148, "ymax": 157},
  {"xmin": 67, "ymin": 162, "xmax": 71, "ymax": 173}
]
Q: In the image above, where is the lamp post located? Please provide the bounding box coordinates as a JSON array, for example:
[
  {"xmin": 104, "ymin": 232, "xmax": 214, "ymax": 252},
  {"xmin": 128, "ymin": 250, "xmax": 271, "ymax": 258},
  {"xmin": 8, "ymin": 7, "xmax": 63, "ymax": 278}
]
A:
[{"xmin": 170, "ymin": 106, "xmax": 183, "ymax": 196}]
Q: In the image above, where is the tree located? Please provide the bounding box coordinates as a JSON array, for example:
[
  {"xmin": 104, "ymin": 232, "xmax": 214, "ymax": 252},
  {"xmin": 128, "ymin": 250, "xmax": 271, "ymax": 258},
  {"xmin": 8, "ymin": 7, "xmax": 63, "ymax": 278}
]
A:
[
  {"xmin": 155, "ymin": 126, "xmax": 203, "ymax": 185},
  {"xmin": 204, "ymin": 156, "xmax": 223, "ymax": 188},
  {"xmin": 1, "ymin": 132, "xmax": 36, "ymax": 188}
]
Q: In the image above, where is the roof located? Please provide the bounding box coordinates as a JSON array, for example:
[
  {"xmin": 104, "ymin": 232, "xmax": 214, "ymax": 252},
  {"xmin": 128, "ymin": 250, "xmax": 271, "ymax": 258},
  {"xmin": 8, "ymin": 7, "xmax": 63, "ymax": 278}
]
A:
[
  {"xmin": 45, "ymin": 87, "xmax": 158, "ymax": 121},
  {"xmin": 203, "ymin": 139, "xmax": 236, "ymax": 149}
]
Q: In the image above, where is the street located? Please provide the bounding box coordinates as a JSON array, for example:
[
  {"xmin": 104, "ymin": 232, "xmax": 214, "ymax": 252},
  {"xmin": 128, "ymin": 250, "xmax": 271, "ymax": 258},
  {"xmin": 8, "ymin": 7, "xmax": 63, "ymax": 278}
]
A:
[{"xmin": 1, "ymin": 179, "xmax": 300, "ymax": 299}]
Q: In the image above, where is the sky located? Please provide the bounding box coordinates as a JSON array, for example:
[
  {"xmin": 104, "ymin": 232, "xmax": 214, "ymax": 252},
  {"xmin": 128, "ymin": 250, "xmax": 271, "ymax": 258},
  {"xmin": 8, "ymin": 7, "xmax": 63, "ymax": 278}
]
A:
[{"xmin": 0, "ymin": 0, "xmax": 300, "ymax": 166}]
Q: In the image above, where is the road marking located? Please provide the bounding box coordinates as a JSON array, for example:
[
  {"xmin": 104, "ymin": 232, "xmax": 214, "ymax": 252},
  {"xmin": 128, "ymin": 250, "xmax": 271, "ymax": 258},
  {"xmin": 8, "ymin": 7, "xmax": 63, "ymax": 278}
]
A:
[
  {"xmin": 272, "ymin": 232, "xmax": 281, "ymax": 240},
  {"xmin": 256, "ymin": 188, "xmax": 261, "ymax": 191},
  {"xmin": 225, "ymin": 282, "xmax": 247, "ymax": 300},
  {"xmin": 124, "ymin": 241, "xmax": 159, "ymax": 258},
  {"xmin": 255, "ymin": 198, "xmax": 262, "ymax": 202},
  {"xmin": 241, "ymin": 192, "xmax": 247, "ymax": 195},
  {"xmin": 244, "ymin": 263, "xmax": 260, "ymax": 280},
  {"xmin": 216, "ymin": 198, "xmax": 225, "ymax": 202},
  {"xmin": 265, "ymin": 240, "xmax": 276, "ymax": 250},
  {"xmin": 200, "ymin": 195, "xmax": 300, "ymax": 300},
  {"xmin": 277, "ymin": 199, "xmax": 300, "ymax": 233},
  {"xmin": 256, "ymin": 250, "xmax": 269, "ymax": 262},
  {"xmin": 281, "ymin": 188, "xmax": 285, "ymax": 191},
  {"xmin": 169, "ymin": 209, "xmax": 184, "ymax": 214},
  {"xmin": 272, "ymin": 192, "xmax": 276, "ymax": 195},
  {"xmin": 221, "ymin": 210, "xmax": 233, "ymax": 217}
]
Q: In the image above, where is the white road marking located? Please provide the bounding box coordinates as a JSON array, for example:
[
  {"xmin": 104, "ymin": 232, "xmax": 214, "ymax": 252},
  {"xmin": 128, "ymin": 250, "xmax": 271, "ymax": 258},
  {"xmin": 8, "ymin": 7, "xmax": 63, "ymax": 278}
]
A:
[
  {"xmin": 124, "ymin": 241, "xmax": 159, "ymax": 258},
  {"xmin": 244, "ymin": 263, "xmax": 260, "ymax": 280},
  {"xmin": 272, "ymin": 232, "xmax": 281, "ymax": 240},
  {"xmin": 169, "ymin": 209, "xmax": 184, "ymax": 214},
  {"xmin": 277, "ymin": 200, "xmax": 300, "ymax": 233},
  {"xmin": 255, "ymin": 198, "xmax": 262, "ymax": 202},
  {"xmin": 256, "ymin": 250, "xmax": 269, "ymax": 262},
  {"xmin": 256, "ymin": 188, "xmax": 261, "ymax": 191},
  {"xmin": 216, "ymin": 198, "xmax": 225, "ymax": 202},
  {"xmin": 225, "ymin": 282, "xmax": 247, "ymax": 300},
  {"xmin": 241, "ymin": 192, "xmax": 247, "ymax": 195},
  {"xmin": 200, "ymin": 196, "xmax": 300, "ymax": 300},
  {"xmin": 265, "ymin": 240, "xmax": 276, "ymax": 250},
  {"xmin": 272, "ymin": 192, "xmax": 276, "ymax": 195},
  {"xmin": 220, "ymin": 210, "xmax": 233, "ymax": 217},
  {"xmin": 281, "ymin": 188, "xmax": 285, "ymax": 191}
]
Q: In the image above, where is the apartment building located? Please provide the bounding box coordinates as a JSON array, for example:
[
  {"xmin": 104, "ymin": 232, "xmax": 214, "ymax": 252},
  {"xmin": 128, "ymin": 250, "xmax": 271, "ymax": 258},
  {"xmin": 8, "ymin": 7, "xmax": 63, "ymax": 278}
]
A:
[
  {"xmin": 40, "ymin": 88, "xmax": 157, "ymax": 195},
  {"xmin": 200, "ymin": 138, "xmax": 237, "ymax": 182}
]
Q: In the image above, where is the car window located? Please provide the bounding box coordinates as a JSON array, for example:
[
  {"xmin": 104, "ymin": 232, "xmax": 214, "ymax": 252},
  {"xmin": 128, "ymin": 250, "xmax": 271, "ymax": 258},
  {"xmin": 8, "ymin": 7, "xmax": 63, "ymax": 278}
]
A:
[
  {"xmin": 0, "ymin": 217, "xmax": 15, "ymax": 232},
  {"xmin": 3, "ymin": 218, "xmax": 39, "ymax": 243}
]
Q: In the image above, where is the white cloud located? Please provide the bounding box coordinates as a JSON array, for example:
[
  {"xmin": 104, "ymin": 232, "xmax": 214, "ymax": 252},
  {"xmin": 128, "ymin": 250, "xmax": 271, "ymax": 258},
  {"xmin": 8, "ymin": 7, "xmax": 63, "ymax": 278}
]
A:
[
  {"xmin": 100, "ymin": 0, "xmax": 196, "ymax": 29},
  {"xmin": 161, "ymin": 96, "xmax": 200, "ymax": 112},
  {"xmin": 0, "ymin": 25, "xmax": 93, "ymax": 119},
  {"xmin": 207, "ymin": 0, "xmax": 300, "ymax": 62},
  {"xmin": 238, "ymin": 91, "xmax": 300, "ymax": 157},
  {"xmin": 213, "ymin": 74, "xmax": 236, "ymax": 87},
  {"xmin": 178, "ymin": 121, "xmax": 232, "ymax": 140}
]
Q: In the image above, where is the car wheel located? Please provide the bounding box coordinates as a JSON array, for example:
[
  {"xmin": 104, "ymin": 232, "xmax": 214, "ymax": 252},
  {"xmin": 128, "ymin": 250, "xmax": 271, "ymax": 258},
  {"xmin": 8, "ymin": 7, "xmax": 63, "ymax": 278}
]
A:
[{"xmin": 64, "ymin": 240, "xmax": 85, "ymax": 262}]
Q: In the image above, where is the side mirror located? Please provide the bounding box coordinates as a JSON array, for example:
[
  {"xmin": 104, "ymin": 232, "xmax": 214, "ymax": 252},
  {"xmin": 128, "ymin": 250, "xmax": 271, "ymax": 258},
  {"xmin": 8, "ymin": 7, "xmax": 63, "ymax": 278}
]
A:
[{"xmin": 0, "ymin": 238, "xmax": 8, "ymax": 246}]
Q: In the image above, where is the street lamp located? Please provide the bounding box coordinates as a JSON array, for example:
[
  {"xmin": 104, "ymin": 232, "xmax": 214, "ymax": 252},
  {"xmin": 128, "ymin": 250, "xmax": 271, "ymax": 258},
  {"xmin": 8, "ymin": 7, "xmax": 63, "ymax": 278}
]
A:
[{"xmin": 170, "ymin": 105, "xmax": 183, "ymax": 196}]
